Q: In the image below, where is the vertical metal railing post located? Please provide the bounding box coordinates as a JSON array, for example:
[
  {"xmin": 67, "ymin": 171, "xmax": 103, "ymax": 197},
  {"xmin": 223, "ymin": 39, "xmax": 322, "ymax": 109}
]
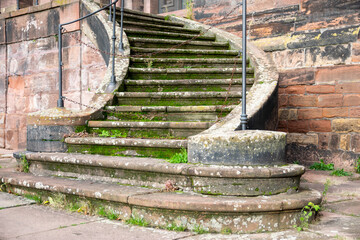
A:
[
  {"xmin": 16, "ymin": 0, "xmax": 20, "ymax": 10},
  {"xmin": 240, "ymin": 0, "xmax": 248, "ymax": 130},
  {"xmin": 109, "ymin": 0, "xmax": 117, "ymax": 86},
  {"xmin": 35, "ymin": 0, "xmax": 39, "ymax": 5},
  {"xmin": 57, "ymin": 26, "xmax": 64, "ymax": 107},
  {"xmin": 119, "ymin": 0, "xmax": 124, "ymax": 52},
  {"xmin": 109, "ymin": 0, "xmax": 112, "ymax": 21}
]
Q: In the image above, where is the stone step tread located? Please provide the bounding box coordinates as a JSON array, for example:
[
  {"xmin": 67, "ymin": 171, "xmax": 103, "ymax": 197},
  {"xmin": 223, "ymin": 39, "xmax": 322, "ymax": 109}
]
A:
[
  {"xmin": 65, "ymin": 137, "xmax": 187, "ymax": 148},
  {"xmin": 131, "ymin": 47, "xmax": 238, "ymax": 55},
  {"xmin": 120, "ymin": 13, "xmax": 184, "ymax": 27},
  {"xmin": 124, "ymin": 29, "xmax": 215, "ymax": 40},
  {"xmin": 130, "ymin": 58, "xmax": 247, "ymax": 63},
  {"xmin": 25, "ymin": 152, "xmax": 306, "ymax": 179},
  {"xmin": 114, "ymin": 91, "xmax": 242, "ymax": 98},
  {"xmin": 128, "ymin": 37, "xmax": 228, "ymax": 47},
  {"xmin": 88, "ymin": 121, "xmax": 212, "ymax": 129},
  {"xmin": 128, "ymin": 67, "xmax": 254, "ymax": 73},
  {"xmin": 124, "ymin": 79, "xmax": 254, "ymax": 85},
  {"xmin": 123, "ymin": 21, "xmax": 200, "ymax": 33},
  {"xmin": 105, "ymin": 105, "xmax": 236, "ymax": 113},
  {"xmin": 0, "ymin": 170, "xmax": 321, "ymax": 213},
  {"xmin": 121, "ymin": 8, "xmax": 166, "ymax": 20},
  {"xmin": 105, "ymin": 105, "xmax": 236, "ymax": 112}
]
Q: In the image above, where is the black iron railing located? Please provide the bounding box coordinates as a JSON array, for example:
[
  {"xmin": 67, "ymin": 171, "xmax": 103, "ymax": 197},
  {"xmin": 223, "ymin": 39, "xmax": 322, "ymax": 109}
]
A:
[
  {"xmin": 57, "ymin": 0, "xmax": 123, "ymax": 107},
  {"xmin": 240, "ymin": 0, "xmax": 248, "ymax": 130}
]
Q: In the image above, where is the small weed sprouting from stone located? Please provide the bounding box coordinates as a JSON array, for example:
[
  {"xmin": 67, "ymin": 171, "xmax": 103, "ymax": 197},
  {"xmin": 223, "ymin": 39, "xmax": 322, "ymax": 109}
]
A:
[
  {"xmin": 19, "ymin": 155, "xmax": 30, "ymax": 173},
  {"xmin": 98, "ymin": 129, "xmax": 127, "ymax": 138},
  {"xmin": 192, "ymin": 224, "xmax": 209, "ymax": 234},
  {"xmin": 330, "ymin": 169, "xmax": 352, "ymax": 177},
  {"xmin": 355, "ymin": 157, "xmax": 360, "ymax": 173},
  {"xmin": 24, "ymin": 194, "xmax": 42, "ymax": 204},
  {"xmin": 294, "ymin": 202, "xmax": 320, "ymax": 232},
  {"xmin": 310, "ymin": 159, "xmax": 334, "ymax": 171},
  {"xmin": 168, "ymin": 148, "xmax": 188, "ymax": 163},
  {"xmin": 48, "ymin": 193, "xmax": 66, "ymax": 209},
  {"xmin": 166, "ymin": 223, "xmax": 187, "ymax": 231},
  {"xmin": 322, "ymin": 179, "xmax": 331, "ymax": 205},
  {"xmin": 185, "ymin": 0, "xmax": 194, "ymax": 20},
  {"xmin": 126, "ymin": 215, "xmax": 149, "ymax": 227},
  {"xmin": 97, "ymin": 207, "xmax": 120, "ymax": 220},
  {"xmin": 221, "ymin": 228, "xmax": 232, "ymax": 235}
]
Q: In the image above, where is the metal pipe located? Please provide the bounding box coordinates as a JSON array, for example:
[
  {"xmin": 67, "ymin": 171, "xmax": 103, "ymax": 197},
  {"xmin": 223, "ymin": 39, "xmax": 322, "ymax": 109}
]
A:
[
  {"xmin": 240, "ymin": 0, "xmax": 248, "ymax": 130},
  {"xmin": 109, "ymin": 0, "xmax": 117, "ymax": 86},
  {"xmin": 119, "ymin": 0, "xmax": 124, "ymax": 52},
  {"xmin": 35, "ymin": 0, "xmax": 39, "ymax": 5},
  {"xmin": 16, "ymin": 0, "xmax": 20, "ymax": 10},
  {"xmin": 57, "ymin": 26, "xmax": 64, "ymax": 107}
]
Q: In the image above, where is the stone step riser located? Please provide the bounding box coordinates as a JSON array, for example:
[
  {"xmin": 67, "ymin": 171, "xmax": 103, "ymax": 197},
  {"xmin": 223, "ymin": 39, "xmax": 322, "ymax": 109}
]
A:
[
  {"xmin": 120, "ymin": 14, "xmax": 184, "ymax": 28},
  {"xmin": 89, "ymin": 126, "xmax": 206, "ymax": 138},
  {"xmin": 123, "ymin": 22, "xmax": 200, "ymax": 34},
  {"xmin": 67, "ymin": 144, "xmax": 183, "ymax": 159},
  {"xmin": 115, "ymin": 97, "xmax": 240, "ymax": 106},
  {"xmin": 106, "ymin": 112, "xmax": 225, "ymax": 122},
  {"xmin": 128, "ymin": 72, "xmax": 253, "ymax": 80},
  {"xmin": 130, "ymin": 50, "xmax": 238, "ymax": 59},
  {"xmin": 129, "ymin": 41, "xmax": 229, "ymax": 50},
  {"xmin": 130, "ymin": 62, "xmax": 248, "ymax": 68},
  {"xmin": 124, "ymin": 84, "xmax": 251, "ymax": 92},
  {"xmin": 125, "ymin": 31, "xmax": 214, "ymax": 41}
]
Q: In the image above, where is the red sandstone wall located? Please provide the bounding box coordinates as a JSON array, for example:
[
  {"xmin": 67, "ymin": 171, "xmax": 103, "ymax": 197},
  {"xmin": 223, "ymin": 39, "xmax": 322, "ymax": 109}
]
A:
[
  {"xmin": 167, "ymin": 0, "xmax": 360, "ymax": 168},
  {"xmin": 0, "ymin": 1, "xmax": 107, "ymax": 149}
]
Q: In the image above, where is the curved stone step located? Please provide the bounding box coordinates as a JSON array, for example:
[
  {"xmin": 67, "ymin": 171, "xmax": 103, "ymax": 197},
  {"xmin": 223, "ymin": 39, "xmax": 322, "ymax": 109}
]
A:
[
  {"xmin": 122, "ymin": 7, "xmax": 166, "ymax": 20},
  {"xmin": 88, "ymin": 121, "xmax": 213, "ymax": 138},
  {"xmin": 127, "ymin": 67, "xmax": 253, "ymax": 80},
  {"xmin": 120, "ymin": 12, "xmax": 184, "ymax": 27},
  {"xmin": 124, "ymin": 29, "xmax": 215, "ymax": 41},
  {"xmin": 123, "ymin": 21, "xmax": 200, "ymax": 34},
  {"xmin": 124, "ymin": 78, "xmax": 254, "ymax": 92},
  {"xmin": 130, "ymin": 57, "xmax": 248, "ymax": 68},
  {"xmin": 66, "ymin": 137, "xmax": 187, "ymax": 159},
  {"xmin": 105, "ymin": 105, "xmax": 236, "ymax": 122},
  {"xmin": 130, "ymin": 47, "xmax": 239, "ymax": 58},
  {"xmin": 24, "ymin": 152, "xmax": 305, "ymax": 196},
  {"xmin": 0, "ymin": 170, "xmax": 322, "ymax": 233},
  {"xmin": 128, "ymin": 37, "xmax": 229, "ymax": 50},
  {"xmin": 114, "ymin": 91, "xmax": 242, "ymax": 106}
]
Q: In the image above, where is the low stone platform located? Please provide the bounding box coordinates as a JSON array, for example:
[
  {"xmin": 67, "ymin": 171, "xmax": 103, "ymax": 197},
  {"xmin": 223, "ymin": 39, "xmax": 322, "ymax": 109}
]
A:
[
  {"xmin": 0, "ymin": 169, "xmax": 321, "ymax": 234},
  {"xmin": 24, "ymin": 152, "xmax": 304, "ymax": 196}
]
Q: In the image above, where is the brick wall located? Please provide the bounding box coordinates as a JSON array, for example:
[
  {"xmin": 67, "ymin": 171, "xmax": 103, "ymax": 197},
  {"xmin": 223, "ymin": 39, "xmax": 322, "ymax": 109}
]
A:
[
  {"xmin": 0, "ymin": 1, "xmax": 107, "ymax": 149},
  {"xmin": 166, "ymin": 0, "xmax": 360, "ymax": 169}
]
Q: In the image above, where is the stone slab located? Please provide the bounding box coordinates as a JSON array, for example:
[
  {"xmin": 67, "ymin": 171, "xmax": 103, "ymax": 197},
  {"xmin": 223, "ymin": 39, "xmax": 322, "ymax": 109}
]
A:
[
  {"xmin": 0, "ymin": 192, "xmax": 35, "ymax": 209},
  {"xmin": 0, "ymin": 205, "xmax": 96, "ymax": 239}
]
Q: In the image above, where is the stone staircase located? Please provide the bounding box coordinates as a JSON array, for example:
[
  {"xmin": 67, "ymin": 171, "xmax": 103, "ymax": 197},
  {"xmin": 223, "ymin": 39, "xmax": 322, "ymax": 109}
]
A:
[
  {"xmin": 64, "ymin": 8, "xmax": 254, "ymax": 159},
  {"xmin": 0, "ymin": 6, "xmax": 321, "ymax": 234}
]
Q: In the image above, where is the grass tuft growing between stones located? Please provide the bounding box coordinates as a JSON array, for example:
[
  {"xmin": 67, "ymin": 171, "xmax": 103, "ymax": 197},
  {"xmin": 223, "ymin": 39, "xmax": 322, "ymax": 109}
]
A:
[
  {"xmin": 126, "ymin": 215, "xmax": 149, "ymax": 227},
  {"xmin": 355, "ymin": 157, "xmax": 360, "ymax": 173},
  {"xmin": 330, "ymin": 169, "xmax": 352, "ymax": 177},
  {"xmin": 192, "ymin": 224, "xmax": 209, "ymax": 234},
  {"xmin": 310, "ymin": 159, "xmax": 334, "ymax": 171},
  {"xmin": 166, "ymin": 223, "xmax": 187, "ymax": 231},
  {"xmin": 167, "ymin": 148, "xmax": 188, "ymax": 163},
  {"xmin": 98, "ymin": 206, "xmax": 120, "ymax": 220}
]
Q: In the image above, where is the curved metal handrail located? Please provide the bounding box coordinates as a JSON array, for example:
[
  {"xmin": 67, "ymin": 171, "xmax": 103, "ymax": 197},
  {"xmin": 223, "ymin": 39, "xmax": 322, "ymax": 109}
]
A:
[{"xmin": 57, "ymin": 0, "xmax": 124, "ymax": 107}]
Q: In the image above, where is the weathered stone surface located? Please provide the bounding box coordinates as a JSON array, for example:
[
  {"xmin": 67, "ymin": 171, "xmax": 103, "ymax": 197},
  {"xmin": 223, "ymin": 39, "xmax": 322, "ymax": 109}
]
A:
[
  {"xmin": 305, "ymin": 44, "xmax": 352, "ymax": 67},
  {"xmin": 278, "ymin": 68, "xmax": 315, "ymax": 87},
  {"xmin": 332, "ymin": 119, "xmax": 360, "ymax": 133},
  {"xmin": 27, "ymin": 125, "xmax": 75, "ymax": 152},
  {"xmin": 287, "ymin": 133, "xmax": 318, "ymax": 145},
  {"xmin": 188, "ymin": 130, "xmax": 286, "ymax": 166},
  {"xmin": 24, "ymin": 152, "xmax": 304, "ymax": 196}
]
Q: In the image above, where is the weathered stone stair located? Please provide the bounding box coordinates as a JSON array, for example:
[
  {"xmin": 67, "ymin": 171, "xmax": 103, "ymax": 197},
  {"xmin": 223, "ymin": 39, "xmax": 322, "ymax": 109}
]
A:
[
  {"xmin": 65, "ymin": 8, "xmax": 255, "ymax": 159},
  {"xmin": 1, "ymin": 5, "xmax": 321, "ymax": 234}
]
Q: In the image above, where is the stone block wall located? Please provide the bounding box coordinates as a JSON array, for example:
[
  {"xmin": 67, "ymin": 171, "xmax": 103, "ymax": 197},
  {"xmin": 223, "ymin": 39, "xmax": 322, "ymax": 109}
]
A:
[
  {"xmin": 0, "ymin": 1, "xmax": 107, "ymax": 149},
  {"xmin": 165, "ymin": 0, "xmax": 360, "ymax": 168}
]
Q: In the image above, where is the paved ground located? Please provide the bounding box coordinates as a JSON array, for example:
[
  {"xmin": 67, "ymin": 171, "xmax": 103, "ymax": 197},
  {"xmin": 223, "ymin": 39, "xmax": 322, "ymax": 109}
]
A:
[{"xmin": 1, "ymin": 149, "xmax": 359, "ymax": 240}]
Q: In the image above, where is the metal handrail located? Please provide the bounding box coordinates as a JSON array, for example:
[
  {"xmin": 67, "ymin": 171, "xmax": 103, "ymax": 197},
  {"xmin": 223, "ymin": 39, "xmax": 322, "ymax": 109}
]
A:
[
  {"xmin": 240, "ymin": 0, "xmax": 248, "ymax": 130},
  {"xmin": 57, "ymin": 0, "xmax": 121, "ymax": 107}
]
